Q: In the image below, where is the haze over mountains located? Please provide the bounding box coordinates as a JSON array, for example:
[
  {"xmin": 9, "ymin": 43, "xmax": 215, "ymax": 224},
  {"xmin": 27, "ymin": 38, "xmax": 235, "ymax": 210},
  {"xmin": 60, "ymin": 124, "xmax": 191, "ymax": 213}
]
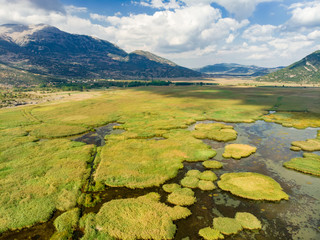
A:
[
  {"xmin": 196, "ymin": 63, "xmax": 284, "ymax": 77},
  {"xmin": 0, "ymin": 24, "xmax": 200, "ymax": 85}
]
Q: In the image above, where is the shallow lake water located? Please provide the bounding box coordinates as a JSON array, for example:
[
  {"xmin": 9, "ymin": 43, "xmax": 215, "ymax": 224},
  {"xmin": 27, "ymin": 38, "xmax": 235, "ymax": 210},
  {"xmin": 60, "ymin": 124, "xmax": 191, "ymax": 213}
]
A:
[
  {"xmin": 176, "ymin": 120, "xmax": 320, "ymax": 240},
  {"xmin": 1, "ymin": 120, "xmax": 319, "ymax": 240}
]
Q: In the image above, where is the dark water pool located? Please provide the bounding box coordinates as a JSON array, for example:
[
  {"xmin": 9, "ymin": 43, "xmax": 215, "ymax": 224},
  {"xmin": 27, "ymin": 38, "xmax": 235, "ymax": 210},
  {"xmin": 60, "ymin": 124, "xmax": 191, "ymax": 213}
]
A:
[{"xmin": 72, "ymin": 123, "xmax": 124, "ymax": 146}]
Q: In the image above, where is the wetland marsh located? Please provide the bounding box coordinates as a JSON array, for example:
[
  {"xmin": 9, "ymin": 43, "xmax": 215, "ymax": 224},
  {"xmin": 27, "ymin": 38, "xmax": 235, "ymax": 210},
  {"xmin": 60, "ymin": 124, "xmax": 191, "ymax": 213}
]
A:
[{"xmin": 0, "ymin": 86, "xmax": 319, "ymax": 239}]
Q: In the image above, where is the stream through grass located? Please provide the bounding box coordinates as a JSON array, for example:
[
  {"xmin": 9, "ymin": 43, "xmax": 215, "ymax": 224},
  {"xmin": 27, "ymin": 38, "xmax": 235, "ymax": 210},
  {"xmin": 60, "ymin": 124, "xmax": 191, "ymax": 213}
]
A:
[{"xmin": 1, "ymin": 120, "xmax": 319, "ymax": 240}]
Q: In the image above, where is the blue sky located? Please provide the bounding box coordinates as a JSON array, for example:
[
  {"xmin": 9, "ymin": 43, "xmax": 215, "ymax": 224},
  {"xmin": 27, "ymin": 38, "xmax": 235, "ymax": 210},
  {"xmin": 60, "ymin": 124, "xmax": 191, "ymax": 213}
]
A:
[{"xmin": 0, "ymin": 0, "xmax": 319, "ymax": 68}]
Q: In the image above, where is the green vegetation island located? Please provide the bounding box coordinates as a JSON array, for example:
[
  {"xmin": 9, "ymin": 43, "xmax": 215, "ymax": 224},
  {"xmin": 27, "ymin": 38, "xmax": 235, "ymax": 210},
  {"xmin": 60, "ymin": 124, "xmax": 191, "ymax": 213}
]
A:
[{"xmin": 0, "ymin": 84, "xmax": 319, "ymax": 240}]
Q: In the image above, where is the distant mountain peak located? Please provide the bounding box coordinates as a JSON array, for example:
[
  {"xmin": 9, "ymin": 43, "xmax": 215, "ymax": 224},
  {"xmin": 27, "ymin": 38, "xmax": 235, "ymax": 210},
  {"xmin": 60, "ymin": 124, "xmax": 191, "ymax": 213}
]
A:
[
  {"xmin": 0, "ymin": 23, "xmax": 57, "ymax": 46},
  {"xmin": 196, "ymin": 63, "xmax": 283, "ymax": 77}
]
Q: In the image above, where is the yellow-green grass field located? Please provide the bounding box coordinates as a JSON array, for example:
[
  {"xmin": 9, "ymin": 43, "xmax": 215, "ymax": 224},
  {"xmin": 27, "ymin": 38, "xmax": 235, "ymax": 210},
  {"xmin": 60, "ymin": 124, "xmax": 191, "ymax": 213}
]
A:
[
  {"xmin": 95, "ymin": 130, "xmax": 216, "ymax": 189},
  {"xmin": 0, "ymin": 139, "xmax": 94, "ymax": 233},
  {"xmin": 0, "ymin": 86, "xmax": 319, "ymax": 233}
]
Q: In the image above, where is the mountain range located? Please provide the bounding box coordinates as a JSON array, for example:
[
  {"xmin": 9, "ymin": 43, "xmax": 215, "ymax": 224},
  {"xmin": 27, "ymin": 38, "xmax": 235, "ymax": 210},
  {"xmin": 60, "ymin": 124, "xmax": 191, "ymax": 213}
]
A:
[
  {"xmin": 0, "ymin": 24, "xmax": 318, "ymax": 87},
  {"xmin": 196, "ymin": 63, "xmax": 284, "ymax": 77},
  {"xmin": 257, "ymin": 50, "xmax": 320, "ymax": 83},
  {"xmin": 0, "ymin": 24, "xmax": 200, "ymax": 86}
]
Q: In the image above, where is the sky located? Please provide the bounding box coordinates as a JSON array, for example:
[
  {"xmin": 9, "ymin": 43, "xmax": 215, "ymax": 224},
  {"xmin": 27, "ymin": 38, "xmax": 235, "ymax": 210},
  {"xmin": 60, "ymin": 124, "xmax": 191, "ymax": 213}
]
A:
[{"xmin": 0, "ymin": 0, "xmax": 319, "ymax": 68}]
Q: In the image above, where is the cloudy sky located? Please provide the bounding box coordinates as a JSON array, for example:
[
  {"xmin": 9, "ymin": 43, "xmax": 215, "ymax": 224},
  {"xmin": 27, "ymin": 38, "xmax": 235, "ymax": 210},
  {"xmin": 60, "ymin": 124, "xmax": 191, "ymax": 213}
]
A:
[{"xmin": 0, "ymin": 0, "xmax": 319, "ymax": 68}]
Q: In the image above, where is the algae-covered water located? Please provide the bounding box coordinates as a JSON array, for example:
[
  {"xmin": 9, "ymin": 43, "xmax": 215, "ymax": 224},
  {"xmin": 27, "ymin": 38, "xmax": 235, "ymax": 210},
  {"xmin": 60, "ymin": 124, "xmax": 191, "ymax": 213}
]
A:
[{"xmin": 1, "ymin": 120, "xmax": 319, "ymax": 240}]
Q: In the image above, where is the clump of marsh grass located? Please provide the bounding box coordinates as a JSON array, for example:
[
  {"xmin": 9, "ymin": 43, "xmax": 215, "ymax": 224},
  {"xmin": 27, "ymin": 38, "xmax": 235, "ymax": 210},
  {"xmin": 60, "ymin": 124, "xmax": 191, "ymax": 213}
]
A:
[
  {"xmin": 217, "ymin": 172, "xmax": 289, "ymax": 201},
  {"xmin": 284, "ymin": 153, "xmax": 320, "ymax": 176},
  {"xmin": 213, "ymin": 217, "xmax": 243, "ymax": 235},
  {"xmin": 169, "ymin": 206, "xmax": 192, "ymax": 220},
  {"xmin": 81, "ymin": 193, "xmax": 191, "ymax": 240},
  {"xmin": 290, "ymin": 146, "xmax": 302, "ymax": 151},
  {"xmin": 222, "ymin": 144, "xmax": 257, "ymax": 159},
  {"xmin": 181, "ymin": 170, "xmax": 217, "ymax": 190},
  {"xmin": 167, "ymin": 188, "xmax": 196, "ymax": 206},
  {"xmin": 203, "ymin": 160, "xmax": 223, "ymax": 169},
  {"xmin": 193, "ymin": 123, "xmax": 237, "ymax": 142},
  {"xmin": 235, "ymin": 212, "xmax": 262, "ymax": 230},
  {"xmin": 200, "ymin": 212, "xmax": 262, "ymax": 239},
  {"xmin": 51, "ymin": 208, "xmax": 80, "ymax": 240},
  {"xmin": 200, "ymin": 170, "xmax": 218, "ymax": 181},
  {"xmin": 198, "ymin": 227, "xmax": 224, "ymax": 240},
  {"xmin": 291, "ymin": 139, "xmax": 320, "ymax": 152},
  {"xmin": 180, "ymin": 176, "xmax": 199, "ymax": 188},
  {"xmin": 198, "ymin": 180, "xmax": 216, "ymax": 191},
  {"xmin": 162, "ymin": 183, "xmax": 181, "ymax": 193},
  {"xmin": 186, "ymin": 169, "xmax": 201, "ymax": 178}
]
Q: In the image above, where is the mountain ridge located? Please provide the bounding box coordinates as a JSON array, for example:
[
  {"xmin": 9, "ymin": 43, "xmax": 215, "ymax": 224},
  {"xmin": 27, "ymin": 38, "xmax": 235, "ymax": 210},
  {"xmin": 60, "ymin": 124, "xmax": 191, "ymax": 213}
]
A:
[
  {"xmin": 257, "ymin": 50, "xmax": 320, "ymax": 83},
  {"xmin": 0, "ymin": 24, "xmax": 200, "ymax": 86}
]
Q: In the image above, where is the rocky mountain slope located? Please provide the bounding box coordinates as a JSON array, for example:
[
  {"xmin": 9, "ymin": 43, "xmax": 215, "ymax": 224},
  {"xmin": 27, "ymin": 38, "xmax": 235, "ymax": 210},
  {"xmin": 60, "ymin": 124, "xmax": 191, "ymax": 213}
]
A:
[
  {"xmin": 196, "ymin": 63, "xmax": 283, "ymax": 77},
  {"xmin": 257, "ymin": 50, "xmax": 320, "ymax": 83},
  {"xmin": 0, "ymin": 24, "xmax": 200, "ymax": 86}
]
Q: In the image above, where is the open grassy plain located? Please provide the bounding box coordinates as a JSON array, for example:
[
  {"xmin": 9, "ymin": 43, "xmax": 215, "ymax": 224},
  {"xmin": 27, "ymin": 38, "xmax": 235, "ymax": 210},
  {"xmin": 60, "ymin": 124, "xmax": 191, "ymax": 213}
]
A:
[{"xmin": 0, "ymin": 85, "xmax": 319, "ymax": 238}]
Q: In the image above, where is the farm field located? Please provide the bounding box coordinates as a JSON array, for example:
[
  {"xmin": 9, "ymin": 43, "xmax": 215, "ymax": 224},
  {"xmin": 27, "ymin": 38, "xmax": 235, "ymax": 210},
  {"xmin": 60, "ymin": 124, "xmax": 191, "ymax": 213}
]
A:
[{"xmin": 0, "ymin": 85, "xmax": 319, "ymax": 239}]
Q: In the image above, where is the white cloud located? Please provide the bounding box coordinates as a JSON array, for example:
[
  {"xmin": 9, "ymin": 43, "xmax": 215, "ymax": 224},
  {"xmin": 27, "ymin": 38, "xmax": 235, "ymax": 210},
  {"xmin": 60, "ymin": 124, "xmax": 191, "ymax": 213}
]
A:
[
  {"xmin": 140, "ymin": 0, "xmax": 280, "ymax": 19},
  {"xmin": 65, "ymin": 5, "xmax": 87, "ymax": 14},
  {"xmin": 212, "ymin": 0, "xmax": 279, "ymax": 19},
  {"xmin": 308, "ymin": 30, "xmax": 320, "ymax": 40},
  {"xmin": 287, "ymin": 1, "xmax": 320, "ymax": 28},
  {"xmin": 139, "ymin": 0, "xmax": 183, "ymax": 9},
  {"xmin": 103, "ymin": 5, "xmax": 248, "ymax": 53},
  {"xmin": 226, "ymin": 34, "xmax": 235, "ymax": 43},
  {"xmin": 242, "ymin": 24, "xmax": 277, "ymax": 42},
  {"xmin": 90, "ymin": 13, "xmax": 109, "ymax": 22}
]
